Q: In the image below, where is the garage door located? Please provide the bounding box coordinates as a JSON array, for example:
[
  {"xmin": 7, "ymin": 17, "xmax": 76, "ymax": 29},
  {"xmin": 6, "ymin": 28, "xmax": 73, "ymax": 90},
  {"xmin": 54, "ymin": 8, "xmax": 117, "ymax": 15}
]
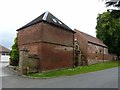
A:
[{"xmin": 0, "ymin": 55, "xmax": 10, "ymax": 62}]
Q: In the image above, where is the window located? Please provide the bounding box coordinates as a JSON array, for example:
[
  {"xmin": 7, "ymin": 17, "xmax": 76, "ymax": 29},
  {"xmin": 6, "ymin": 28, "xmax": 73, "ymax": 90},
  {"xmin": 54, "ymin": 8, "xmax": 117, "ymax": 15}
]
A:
[
  {"xmin": 58, "ymin": 21, "xmax": 62, "ymax": 24},
  {"xmin": 100, "ymin": 50, "xmax": 102, "ymax": 54},
  {"xmin": 6, "ymin": 53, "xmax": 10, "ymax": 55},
  {"xmin": 52, "ymin": 18, "xmax": 57, "ymax": 23},
  {"xmin": 2, "ymin": 53, "xmax": 5, "ymax": 55},
  {"xmin": 2, "ymin": 53, "xmax": 9, "ymax": 56}
]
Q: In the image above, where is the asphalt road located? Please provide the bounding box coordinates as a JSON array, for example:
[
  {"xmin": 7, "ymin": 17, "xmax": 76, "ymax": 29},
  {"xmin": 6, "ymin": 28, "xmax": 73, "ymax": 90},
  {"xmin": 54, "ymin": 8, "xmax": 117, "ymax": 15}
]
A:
[{"xmin": 0, "ymin": 62, "xmax": 119, "ymax": 88}]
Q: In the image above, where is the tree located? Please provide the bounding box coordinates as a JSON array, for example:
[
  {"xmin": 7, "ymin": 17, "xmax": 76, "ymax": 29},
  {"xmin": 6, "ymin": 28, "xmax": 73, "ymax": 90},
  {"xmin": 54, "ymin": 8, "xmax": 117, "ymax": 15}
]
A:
[
  {"xmin": 10, "ymin": 36, "xmax": 19, "ymax": 66},
  {"xmin": 104, "ymin": 0, "xmax": 120, "ymax": 8},
  {"xmin": 102, "ymin": 0, "xmax": 120, "ymax": 18},
  {"xmin": 110, "ymin": 10, "xmax": 120, "ymax": 18},
  {"xmin": 96, "ymin": 10, "xmax": 120, "ymax": 57}
]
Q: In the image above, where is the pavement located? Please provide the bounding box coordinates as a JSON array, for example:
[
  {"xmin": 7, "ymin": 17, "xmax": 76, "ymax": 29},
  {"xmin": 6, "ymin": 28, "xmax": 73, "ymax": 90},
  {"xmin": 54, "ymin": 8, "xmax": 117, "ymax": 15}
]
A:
[{"xmin": 0, "ymin": 62, "xmax": 119, "ymax": 88}]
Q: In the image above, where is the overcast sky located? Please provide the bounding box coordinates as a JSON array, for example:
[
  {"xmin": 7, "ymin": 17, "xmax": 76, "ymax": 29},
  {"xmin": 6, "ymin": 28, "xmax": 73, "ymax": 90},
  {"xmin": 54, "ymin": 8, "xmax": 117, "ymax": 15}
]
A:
[{"xmin": 0, "ymin": 0, "xmax": 107, "ymax": 49}]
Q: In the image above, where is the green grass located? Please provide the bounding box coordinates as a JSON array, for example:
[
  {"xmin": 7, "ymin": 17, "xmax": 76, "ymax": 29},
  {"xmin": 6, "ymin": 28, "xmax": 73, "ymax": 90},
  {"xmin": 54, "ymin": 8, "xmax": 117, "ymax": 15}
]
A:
[{"xmin": 28, "ymin": 61, "xmax": 120, "ymax": 78}]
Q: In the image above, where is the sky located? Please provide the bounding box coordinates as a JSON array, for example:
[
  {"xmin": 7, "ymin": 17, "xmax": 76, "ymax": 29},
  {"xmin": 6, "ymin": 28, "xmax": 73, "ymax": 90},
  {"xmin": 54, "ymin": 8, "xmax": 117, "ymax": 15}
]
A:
[{"xmin": 0, "ymin": 0, "xmax": 107, "ymax": 49}]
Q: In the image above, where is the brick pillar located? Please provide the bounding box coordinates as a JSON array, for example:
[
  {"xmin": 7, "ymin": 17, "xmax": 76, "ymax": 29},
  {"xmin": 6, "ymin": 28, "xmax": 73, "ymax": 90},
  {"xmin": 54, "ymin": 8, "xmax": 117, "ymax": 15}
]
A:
[{"xmin": 18, "ymin": 48, "xmax": 29, "ymax": 75}]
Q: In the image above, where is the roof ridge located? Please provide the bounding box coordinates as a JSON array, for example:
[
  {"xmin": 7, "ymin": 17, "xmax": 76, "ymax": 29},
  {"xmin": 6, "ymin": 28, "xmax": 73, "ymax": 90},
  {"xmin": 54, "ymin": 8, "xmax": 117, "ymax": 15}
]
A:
[{"xmin": 42, "ymin": 11, "xmax": 49, "ymax": 20}]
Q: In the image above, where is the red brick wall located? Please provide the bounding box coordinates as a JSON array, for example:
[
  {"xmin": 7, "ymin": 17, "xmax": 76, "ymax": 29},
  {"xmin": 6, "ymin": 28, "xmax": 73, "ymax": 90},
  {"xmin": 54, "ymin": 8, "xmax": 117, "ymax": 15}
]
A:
[
  {"xmin": 42, "ymin": 23, "xmax": 74, "ymax": 47},
  {"xmin": 18, "ymin": 22, "xmax": 74, "ymax": 72},
  {"xmin": 87, "ymin": 43, "xmax": 103, "ymax": 64},
  {"xmin": 39, "ymin": 23, "xmax": 74, "ymax": 71},
  {"xmin": 39, "ymin": 42, "xmax": 74, "ymax": 71},
  {"xmin": 18, "ymin": 43, "xmax": 42, "ymax": 55},
  {"xmin": 87, "ymin": 43, "xmax": 109, "ymax": 64},
  {"xmin": 18, "ymin": 22, "xmax": 43, "ymax": 46}
]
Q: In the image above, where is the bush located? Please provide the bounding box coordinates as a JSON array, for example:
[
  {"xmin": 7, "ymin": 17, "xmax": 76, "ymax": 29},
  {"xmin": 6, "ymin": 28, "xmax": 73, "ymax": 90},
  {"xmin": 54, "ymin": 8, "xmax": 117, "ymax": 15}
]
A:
[{"xmin": 10, "ymin": 36, "xmax": 19, "ymax": 66}]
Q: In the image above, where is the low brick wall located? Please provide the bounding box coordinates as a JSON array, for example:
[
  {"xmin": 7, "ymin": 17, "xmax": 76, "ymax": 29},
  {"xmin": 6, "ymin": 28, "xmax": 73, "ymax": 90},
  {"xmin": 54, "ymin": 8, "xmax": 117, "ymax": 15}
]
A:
[
  {"xmin": 28, "ymin": 54, "xmax": 39, "ymax": 73},
  {"xmin": 88, "ymin": 59, "xmax": 98, "ymax": 65},
  {"xmin": 88, "ymin": 58, "xmax": 109, "ymax": 65},
  {"xmin": 19, "ymin": 48, "xmax": 39, "ymax": 75}
]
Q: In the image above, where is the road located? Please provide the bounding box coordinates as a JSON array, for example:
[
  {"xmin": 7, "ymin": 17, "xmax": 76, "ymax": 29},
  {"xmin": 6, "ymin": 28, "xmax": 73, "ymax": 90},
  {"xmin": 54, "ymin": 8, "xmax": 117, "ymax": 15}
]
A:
[{"xmin": 0, "ymin": 62, "xmax": 119, "ymax": 88}]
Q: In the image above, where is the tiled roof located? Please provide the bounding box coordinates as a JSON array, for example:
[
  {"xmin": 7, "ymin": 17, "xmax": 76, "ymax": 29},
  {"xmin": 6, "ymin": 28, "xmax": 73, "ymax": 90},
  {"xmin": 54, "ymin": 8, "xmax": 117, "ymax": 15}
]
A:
[
  {"xmin": 17, "ymin": 11, "xmax": 75, "ymax": 33},
  {"xmin": 0, "ymin": 45, "xmax": 10, "ymax": 53},
  {"xmin": 75, "ymin": 29, "xmax": 107, "ymax": 47}
]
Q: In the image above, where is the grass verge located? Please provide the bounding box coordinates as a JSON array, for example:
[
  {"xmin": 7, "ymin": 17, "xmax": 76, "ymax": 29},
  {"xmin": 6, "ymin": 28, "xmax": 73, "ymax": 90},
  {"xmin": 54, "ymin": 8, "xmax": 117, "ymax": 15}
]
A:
[{"xmin": 28, "ymin": 61, "xmax": 119, "ymax": 78}]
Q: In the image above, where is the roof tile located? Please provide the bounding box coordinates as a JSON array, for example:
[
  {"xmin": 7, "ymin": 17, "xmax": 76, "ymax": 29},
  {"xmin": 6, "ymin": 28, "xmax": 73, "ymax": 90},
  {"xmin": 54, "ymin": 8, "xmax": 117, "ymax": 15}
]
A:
[
  {"xmin": 0, "ymin": 45, "xmax": 10, "ymax": 53},
  {"xmin": 75, "ymin": 29, "xmax": 107, "ymax": 47}
]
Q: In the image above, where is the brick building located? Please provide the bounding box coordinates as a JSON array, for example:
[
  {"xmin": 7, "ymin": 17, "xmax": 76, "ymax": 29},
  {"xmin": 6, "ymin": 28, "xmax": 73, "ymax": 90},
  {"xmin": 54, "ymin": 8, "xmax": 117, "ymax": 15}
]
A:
[
  {"xmin": 17, "ymin": 11, "xmax": 75, "ymax": 72},
  {"xmin": 75, "ymin": 29, "xmax": 109, "ymax": 65},
  {"xmin": 17, "ymin": 11, "xmax": 110, "ymax": 73}
]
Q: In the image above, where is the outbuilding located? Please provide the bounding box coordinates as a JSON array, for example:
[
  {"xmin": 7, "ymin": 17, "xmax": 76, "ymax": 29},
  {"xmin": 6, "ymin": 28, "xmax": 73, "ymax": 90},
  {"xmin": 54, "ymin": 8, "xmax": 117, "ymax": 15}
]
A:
[
  {"xmin": 17, "ymin": 11, "xmax": 75, "ymax": 72},
  {"xmin": 75, "ymin": 29, "xmax": 109, "ymax": 65}
]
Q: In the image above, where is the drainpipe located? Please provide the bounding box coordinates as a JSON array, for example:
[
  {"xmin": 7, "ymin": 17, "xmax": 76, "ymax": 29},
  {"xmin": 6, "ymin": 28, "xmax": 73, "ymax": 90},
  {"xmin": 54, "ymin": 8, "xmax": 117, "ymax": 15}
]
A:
[
  {"xmin": 73, "ymin": 34, "xmax": 75, "ymax": 68},
  {"xmin": 103, "ymin": 47, "xmax": 104, "ymax": 62}
]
